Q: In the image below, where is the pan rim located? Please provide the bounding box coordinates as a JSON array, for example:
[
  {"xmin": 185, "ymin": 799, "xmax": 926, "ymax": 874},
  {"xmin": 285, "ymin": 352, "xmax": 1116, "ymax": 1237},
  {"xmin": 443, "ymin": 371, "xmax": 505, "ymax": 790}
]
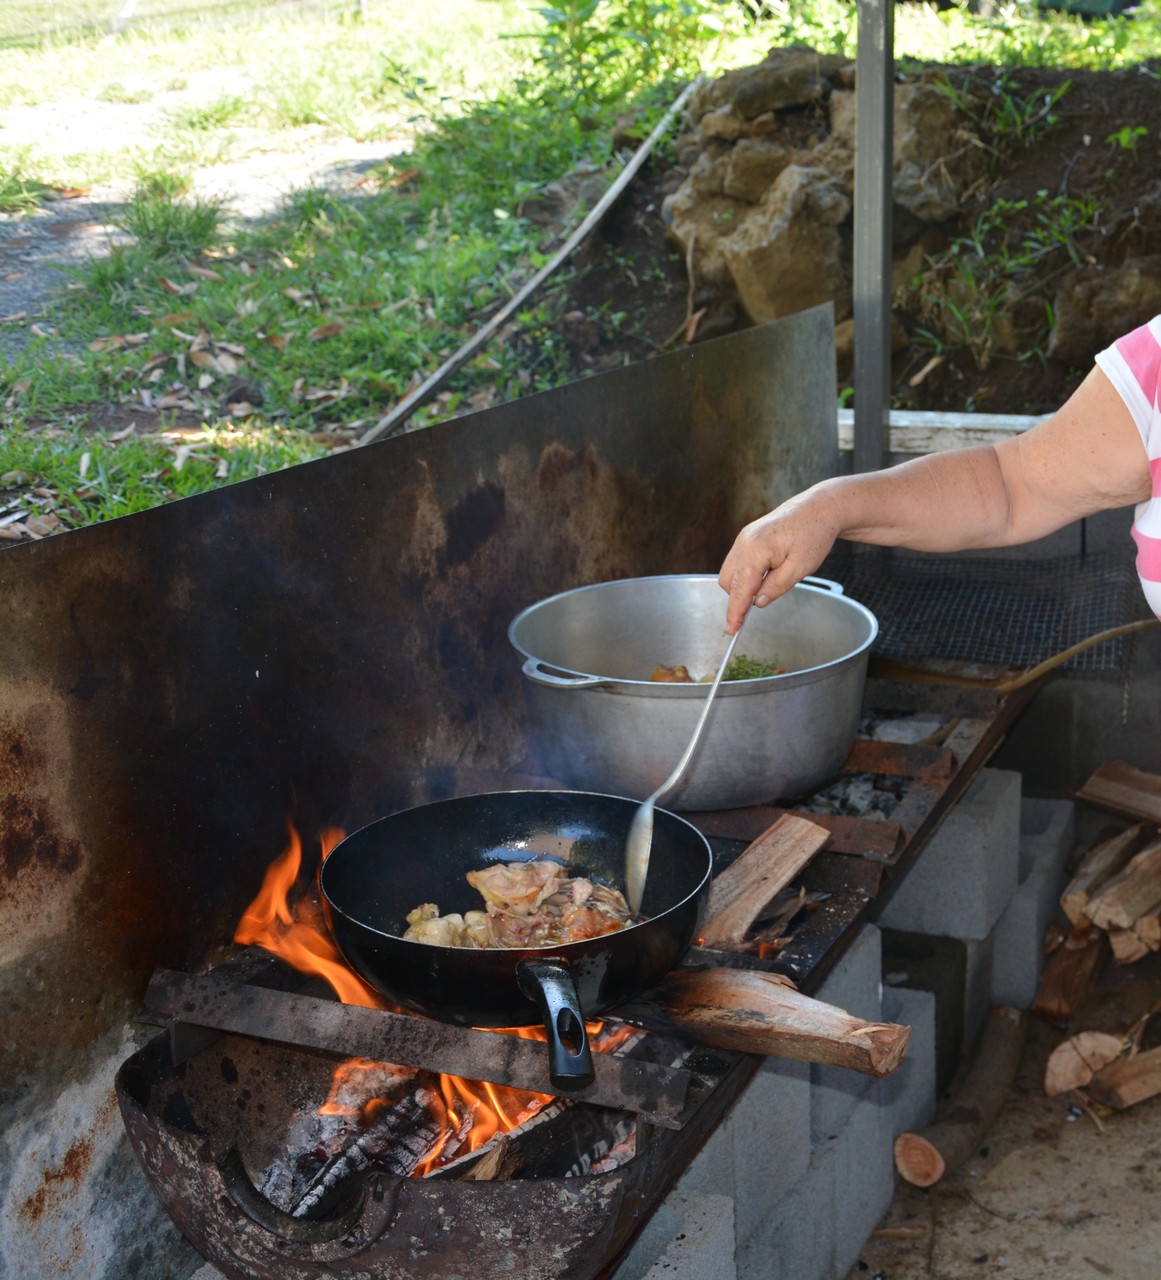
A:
[{"xmin": 318, "ymin": 788, "xmax": 712, "ymax": 953}]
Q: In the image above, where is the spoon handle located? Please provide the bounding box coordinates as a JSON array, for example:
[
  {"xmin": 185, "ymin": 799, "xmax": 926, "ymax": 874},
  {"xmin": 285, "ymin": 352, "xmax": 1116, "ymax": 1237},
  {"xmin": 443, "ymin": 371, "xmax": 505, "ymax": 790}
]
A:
[{"xmin": 648, "ymin": 628, "xmax": 741, "ymax": 805}]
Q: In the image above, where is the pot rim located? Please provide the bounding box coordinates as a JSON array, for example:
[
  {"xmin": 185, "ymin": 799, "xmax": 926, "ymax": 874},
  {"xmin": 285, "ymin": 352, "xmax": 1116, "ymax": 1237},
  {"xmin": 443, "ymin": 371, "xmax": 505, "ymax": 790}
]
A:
[{"xmin": 508, "ymin": 573, "xmax": 879, "ymax": 689}]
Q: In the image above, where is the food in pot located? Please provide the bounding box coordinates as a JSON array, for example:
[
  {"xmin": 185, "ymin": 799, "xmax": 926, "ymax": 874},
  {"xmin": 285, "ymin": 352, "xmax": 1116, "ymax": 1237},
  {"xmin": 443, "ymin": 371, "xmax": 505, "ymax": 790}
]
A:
[
  {"xmin": 648, "ymin": 654, "xmax": 786, "ymax": 682},
  {"xmin": 403, "ymin": 858, "xmax": 633, "ymax": 948},
  {"xmin": 649, "ymin": 663, "xmax": 694, "ymax": 682}
]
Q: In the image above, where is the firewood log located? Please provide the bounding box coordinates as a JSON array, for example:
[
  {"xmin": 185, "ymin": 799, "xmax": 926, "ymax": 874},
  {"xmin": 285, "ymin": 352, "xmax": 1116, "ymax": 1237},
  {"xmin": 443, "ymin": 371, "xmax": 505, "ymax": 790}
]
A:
[
  {"xmin": 1084, "ymin": 838, "xmax": 1161, "ymax": 931},
  {"xmin": 1031, "ymin": 925, "xmax": 1108, "ymax": 1026},
  {"xmin": 699, "ymin": 814, "xmax": 830, "ymax": 946},
  {"xmin": 1076, "ymin": 761, "xmax": 1161, "ymax": 825},
  {"xmin": 615, "ymin": 967, "xmax": 910, "ymax": 1077},
  {"xmin": 1060, "ymin": 824, "xmax": 1153, "ymax": 926},
  {"xmin": 894, "ymin": 1007, "xmax": 1026, "ymax": 1187},
  {"xmin": 1043, "ymin": 1030, "xmax": 1125, "ymax": 1097},
  {"xmin": 1109, "ymin": 928, "xmax": 1151, "ymax": 966},
  {"xmin": 1087, "ymin": 1045, "xmax": 1161, "ymax": 1110}
]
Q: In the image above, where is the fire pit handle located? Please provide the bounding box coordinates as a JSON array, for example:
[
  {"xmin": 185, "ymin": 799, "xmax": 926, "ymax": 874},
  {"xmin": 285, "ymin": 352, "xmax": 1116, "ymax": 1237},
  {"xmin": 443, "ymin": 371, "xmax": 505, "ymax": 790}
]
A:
[
  {"xmin": 516, "ymin": 957, "xmax": 596, "ymax": 1092},
  {"xmin": 217, "ymin": 1146, "xmax": 400, "ymax": 1247}
]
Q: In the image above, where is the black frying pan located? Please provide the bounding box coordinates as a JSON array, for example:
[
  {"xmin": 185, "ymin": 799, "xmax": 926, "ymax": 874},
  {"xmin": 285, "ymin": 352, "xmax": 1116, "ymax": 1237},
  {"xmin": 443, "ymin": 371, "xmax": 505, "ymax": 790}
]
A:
[{"xmin": 319, "ymin": 790, "xmax": 711, "ymax": 1091}]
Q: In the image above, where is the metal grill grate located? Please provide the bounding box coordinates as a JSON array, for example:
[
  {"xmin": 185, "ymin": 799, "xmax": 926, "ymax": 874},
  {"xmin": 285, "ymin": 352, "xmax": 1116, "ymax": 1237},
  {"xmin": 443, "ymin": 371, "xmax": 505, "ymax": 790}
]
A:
[{"xmin": 824, "ymin": 547, "xmax": 1149, "ymax": 678}]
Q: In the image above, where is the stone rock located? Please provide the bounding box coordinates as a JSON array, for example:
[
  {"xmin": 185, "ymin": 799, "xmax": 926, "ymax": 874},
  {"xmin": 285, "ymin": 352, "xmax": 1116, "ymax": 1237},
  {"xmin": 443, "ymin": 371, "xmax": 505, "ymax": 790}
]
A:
[
  {"xmin": 1048, "ymin": 256, "xmax": 1161, "ymax": 362},
  {"xmin": 721, "ymin": 139, "xmax": 793, "ymax": 203},
  {"xmin": 699, "ymin": 104, "xmax": 748, "ymax": 144},
  {"xmin": 893, "ymin": 81, "xmax": 983, "ymax": 224},
  {"xmin": 721, "ymin": 165, "xmax": 852, "ymax": 324},
  {"xmin": 660, "ymin": 185, "xmax": 742, "ymax": 290},
  {"xmin": 689, "ymin": 45, "xmax": 845, "ymax": 123}
]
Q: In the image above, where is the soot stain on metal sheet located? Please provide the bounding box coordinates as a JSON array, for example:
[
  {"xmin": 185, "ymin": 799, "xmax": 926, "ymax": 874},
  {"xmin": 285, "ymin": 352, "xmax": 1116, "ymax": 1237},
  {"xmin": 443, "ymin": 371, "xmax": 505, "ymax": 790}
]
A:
[
  {"xmin": 0, "ymin": 730, "xmax": 82, "ymax": 882},
  {"xmin": 442, "ymin": 481, "xmax": 505, "ymax": 569}
]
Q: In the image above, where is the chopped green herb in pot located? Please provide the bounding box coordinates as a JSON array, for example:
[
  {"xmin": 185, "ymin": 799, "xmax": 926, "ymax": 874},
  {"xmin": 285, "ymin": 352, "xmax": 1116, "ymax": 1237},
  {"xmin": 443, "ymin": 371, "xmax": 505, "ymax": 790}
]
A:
[{"xmin": 724, "ymin": 654, "xmax": 785, "ymax": 680}]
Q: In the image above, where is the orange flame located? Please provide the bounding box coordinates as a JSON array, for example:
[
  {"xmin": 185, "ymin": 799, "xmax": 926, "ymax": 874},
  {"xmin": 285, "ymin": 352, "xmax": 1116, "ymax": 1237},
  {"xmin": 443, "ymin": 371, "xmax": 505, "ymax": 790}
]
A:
[
  {"xmin": 233, "ymin": 822, "xmax": 384, "ymax": 1008},
  {"xmin": 234, "ymin": 822, "xmax": 630, "ymax": 1175}
]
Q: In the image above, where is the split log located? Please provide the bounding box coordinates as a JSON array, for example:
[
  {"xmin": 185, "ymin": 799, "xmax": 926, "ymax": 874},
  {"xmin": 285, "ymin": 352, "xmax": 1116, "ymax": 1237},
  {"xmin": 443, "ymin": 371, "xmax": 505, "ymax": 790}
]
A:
[
  {"xmin": 1087, "ymin": 1045, "xmax": 1161, "ymax": 1110},
  {"xmin": 699, "ymin": 814, "xmax": 831, "ymax": 946},
  {"xmin": 615, "ymin": 966, "xmax": 910, "ymax": 1077},
  {"xmin": 1076, "ymin": 761, "xmax": 1161, "ymax": 825},
  {"xmin": 894, "ymin": 1006, "xmax": 1026, "ymax": 1188},
  {"xmin": 1084, "ymin": 838, "xmax": 1161, "ymax": 931},
  {"xmin": 1043, "ymin": 1030, "xmax": 1125, "ymax": 1097},
  {"xmin": 1031, "ymin": 925, "xmax": 1108, "ymax": 1026},
  {"xmin": 1060, "ymin": 823, "xmax": 1153, "ymax": 925},
  {"xmin": 1109, "ymin": 928, "xmax": 1151, "ymax": 966}
]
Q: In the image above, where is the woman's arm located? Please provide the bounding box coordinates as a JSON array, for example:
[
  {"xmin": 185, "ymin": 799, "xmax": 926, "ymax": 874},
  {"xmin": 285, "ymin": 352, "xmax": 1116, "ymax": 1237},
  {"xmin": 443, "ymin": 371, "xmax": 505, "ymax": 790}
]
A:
[{"xmin": 719, "ymin": 365, "xmax": 1152, "ymax": 634}]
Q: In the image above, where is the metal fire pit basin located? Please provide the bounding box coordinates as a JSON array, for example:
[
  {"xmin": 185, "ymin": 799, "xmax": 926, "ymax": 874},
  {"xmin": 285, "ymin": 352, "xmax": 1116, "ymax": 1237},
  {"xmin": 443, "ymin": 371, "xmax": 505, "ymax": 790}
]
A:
[{"xmin": 115, "ymin": 1029, "xmax": 743, "ymax": 1280}]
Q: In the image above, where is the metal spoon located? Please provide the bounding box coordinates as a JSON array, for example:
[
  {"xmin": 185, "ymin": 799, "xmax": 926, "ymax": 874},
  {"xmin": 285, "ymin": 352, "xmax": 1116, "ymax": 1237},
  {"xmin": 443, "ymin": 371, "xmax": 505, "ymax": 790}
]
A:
[{"xmin": 623, "ymin": 627, "xmax": 742, "ymax": 915}]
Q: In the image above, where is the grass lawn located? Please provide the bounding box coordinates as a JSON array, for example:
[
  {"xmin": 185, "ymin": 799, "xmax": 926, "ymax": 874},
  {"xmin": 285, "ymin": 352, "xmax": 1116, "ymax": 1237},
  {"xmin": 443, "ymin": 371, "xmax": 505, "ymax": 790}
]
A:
[{"xmin": 4, "ymin": 0, "xmax": 1161, "ymax": 541}]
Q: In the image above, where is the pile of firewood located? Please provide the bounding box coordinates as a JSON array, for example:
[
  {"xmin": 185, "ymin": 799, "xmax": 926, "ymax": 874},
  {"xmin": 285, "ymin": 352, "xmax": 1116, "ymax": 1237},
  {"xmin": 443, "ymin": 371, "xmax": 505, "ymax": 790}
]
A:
[{"xmin": 1033, "ymin": 761, "xmax": 1161, "ymax": 1114}]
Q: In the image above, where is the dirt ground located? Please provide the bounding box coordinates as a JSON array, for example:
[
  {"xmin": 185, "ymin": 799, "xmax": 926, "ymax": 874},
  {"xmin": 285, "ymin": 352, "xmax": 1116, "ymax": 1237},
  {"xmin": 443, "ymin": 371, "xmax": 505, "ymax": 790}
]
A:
[{"xmin": 844, "ymin": 950, "xmax": 1161, "ymax": 1280}]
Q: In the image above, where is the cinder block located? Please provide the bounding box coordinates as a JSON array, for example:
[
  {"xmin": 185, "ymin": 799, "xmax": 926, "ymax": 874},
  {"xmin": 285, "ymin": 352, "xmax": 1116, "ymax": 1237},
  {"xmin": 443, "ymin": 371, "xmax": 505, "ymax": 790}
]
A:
[
  {"xmin": 615, "ymin": 1190, "xmax": 737, "ymax": 1280},
  {"xmin": 679, "ymin": 1056, "xmax": 811, "ymax": 1216},
  {"xmin": 881, "ymin": 928, "xmax": 966, "ymax": 1093},
  {"xmin": 739, "ymin": 1154, "xmax": 835, "ymax": 1280},
  {"xmin": 875, "ymin": 768, "xmax": 1022, "ymax": 941},
  {"xmin": 878, "ymin": 985, "xmax": 937, "ymax": 1139},
  {"xmin": 963, "ymin": 929, "xmax": 996, "ymax": 1051},
  {"xmin": 991, "ymin": 798, "xmax": 1076, "ymax": 1009},
  {"xmin": 828, "ymin": 1084, "xmax": 898, "ymax": 1278},
  {"xmin": 812, "ymin": 924, "xmax": 882, "ymax": 1140},
  {"xmin": 744, "ymin": 1072, "xmax": 893, "ymax": 1280}
]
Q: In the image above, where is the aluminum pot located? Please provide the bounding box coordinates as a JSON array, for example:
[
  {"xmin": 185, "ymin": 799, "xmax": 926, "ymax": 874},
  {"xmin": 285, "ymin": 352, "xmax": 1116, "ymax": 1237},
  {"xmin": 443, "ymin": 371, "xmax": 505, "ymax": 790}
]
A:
[{"xmin": 508, "ymin": 574, "xmax": 879, "ymax": 810}]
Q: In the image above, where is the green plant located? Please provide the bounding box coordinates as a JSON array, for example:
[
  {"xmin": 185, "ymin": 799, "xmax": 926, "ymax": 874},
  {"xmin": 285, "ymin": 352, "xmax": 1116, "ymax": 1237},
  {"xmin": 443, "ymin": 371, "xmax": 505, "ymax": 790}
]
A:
[
  {"xmin": 116, "ymin": 184, "xmax": 225, "ymax": 261},
  {"xmin": 0, "ymin": 161, "xmax": 50, "ymax": 213},
  {"xmin": 1108, "ymin": 123, "xmax": 1148, "ymax": 150},
  {"xmin": 910, "ymin": 191, "xmax": 1099, "ymax": 370},
  {"xmin": 935, "ymin": 71, "xmax": 1071, "ymax": 167}
]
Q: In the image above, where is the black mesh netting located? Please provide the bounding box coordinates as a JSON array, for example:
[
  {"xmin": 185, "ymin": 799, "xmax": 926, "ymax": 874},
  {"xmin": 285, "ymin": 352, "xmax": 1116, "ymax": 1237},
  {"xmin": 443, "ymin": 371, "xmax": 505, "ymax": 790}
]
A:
[{"xmin": 820, "ymin": 547, "xmax": 1150, "ymax": 679}]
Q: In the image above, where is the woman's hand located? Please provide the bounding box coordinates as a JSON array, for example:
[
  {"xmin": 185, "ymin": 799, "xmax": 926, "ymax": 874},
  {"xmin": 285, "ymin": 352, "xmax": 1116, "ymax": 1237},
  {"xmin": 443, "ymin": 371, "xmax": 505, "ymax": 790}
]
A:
[{"xmin": 718, "ymin": 483, "xmax": 845, "ymax": 634}]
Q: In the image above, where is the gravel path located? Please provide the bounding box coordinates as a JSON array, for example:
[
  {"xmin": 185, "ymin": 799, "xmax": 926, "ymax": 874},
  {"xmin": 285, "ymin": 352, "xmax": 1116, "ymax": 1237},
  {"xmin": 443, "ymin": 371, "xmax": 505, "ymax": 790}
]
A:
[{"xmin": 0, "ymin": 118, "xmax": 408, "ymax": 363}]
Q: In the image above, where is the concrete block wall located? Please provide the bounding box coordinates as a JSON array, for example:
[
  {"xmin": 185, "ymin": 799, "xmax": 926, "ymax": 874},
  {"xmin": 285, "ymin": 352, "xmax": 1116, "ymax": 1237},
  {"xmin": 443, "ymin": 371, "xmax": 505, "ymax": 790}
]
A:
[
  {"xmin": 991, "ymin": 797, "xmax": 1076, "ymax": 1009},
  {"xmin": 618, "ymin": 920, "xmax": 941, "ymax": 1280},
  {"xmin": 876, "ymin": 769, "xmax": 1023, "ymax": 941},
  {"xmin": 620, "ymin": 768, "xmax": 1051, "ymax": 1280}
]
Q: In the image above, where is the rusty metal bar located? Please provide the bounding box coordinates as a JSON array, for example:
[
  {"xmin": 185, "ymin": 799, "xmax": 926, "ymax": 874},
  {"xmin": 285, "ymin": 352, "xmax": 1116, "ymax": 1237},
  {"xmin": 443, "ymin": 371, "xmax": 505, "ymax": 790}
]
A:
[{"xmin": 141, "ymin": 969, "xmax": 710, "ymax": 1129}]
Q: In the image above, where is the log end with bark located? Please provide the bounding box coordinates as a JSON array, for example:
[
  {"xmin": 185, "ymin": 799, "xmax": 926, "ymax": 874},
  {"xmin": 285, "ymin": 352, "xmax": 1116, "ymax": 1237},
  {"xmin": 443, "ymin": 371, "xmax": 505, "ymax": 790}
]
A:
[{"xmin": 894, "ymin": 1006, "xmax": 1026, "ymax": 1188}]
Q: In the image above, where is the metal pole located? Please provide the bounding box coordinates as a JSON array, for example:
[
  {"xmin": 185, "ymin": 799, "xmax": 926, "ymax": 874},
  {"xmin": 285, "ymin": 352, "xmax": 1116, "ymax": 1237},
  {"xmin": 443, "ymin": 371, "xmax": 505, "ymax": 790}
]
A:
[{"xmin": 852, "ymin": 0, "xmax": 894, "ymax": 474}]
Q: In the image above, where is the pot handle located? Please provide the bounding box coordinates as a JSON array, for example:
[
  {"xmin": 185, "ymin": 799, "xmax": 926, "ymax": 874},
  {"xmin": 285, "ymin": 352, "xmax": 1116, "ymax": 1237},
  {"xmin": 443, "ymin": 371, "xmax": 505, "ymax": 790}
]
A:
[
  {"xmin": 521, "ymin": 658, "xmax": 610, "ymax": 689},
  {"xmin": 516, "ymin": 957, "xmax": 595, "ymax": 1092},
  {"xmin": 802, "ymin": 575, "xmax": 845, "ymax": 595}
]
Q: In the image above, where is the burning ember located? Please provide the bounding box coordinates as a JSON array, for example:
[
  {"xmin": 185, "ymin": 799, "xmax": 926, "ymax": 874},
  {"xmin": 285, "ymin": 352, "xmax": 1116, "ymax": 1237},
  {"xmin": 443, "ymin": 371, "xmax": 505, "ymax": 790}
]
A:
[{"xmin": 233, "ymin": 822, "xmax": 630, "ymax": 1184}]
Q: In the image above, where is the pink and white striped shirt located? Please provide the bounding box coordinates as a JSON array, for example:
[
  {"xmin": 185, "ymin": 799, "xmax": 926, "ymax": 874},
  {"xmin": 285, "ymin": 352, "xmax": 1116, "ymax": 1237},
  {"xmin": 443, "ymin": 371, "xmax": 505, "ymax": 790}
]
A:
[{"xmin": 1094, "ymin": 318, "xmax": 1161, "ymax": 618}]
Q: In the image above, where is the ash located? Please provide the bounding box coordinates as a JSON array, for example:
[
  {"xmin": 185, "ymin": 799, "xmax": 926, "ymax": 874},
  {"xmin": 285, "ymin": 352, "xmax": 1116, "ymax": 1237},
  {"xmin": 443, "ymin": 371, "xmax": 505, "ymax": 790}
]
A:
[
  {"xmin": 800, "ymin": 773, "xmax": 903, "ymax": 820},
  {"xmin": 859, "ymin": 711, "xmax": 947, "ymax": 744}
]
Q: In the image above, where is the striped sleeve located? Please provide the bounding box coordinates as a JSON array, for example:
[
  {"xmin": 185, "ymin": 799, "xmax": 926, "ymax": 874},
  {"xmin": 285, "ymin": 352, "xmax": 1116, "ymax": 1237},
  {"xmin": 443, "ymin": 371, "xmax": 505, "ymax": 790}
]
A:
[{"xmin": 1095, "ymin": 318, "xmax": 1161, "ymax": 618}]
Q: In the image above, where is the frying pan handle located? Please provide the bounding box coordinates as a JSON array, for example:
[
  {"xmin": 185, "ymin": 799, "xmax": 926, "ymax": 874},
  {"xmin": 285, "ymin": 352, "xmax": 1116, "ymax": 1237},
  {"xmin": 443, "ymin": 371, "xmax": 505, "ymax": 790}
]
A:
[
  {"xmin": 521, "ymin": 659, "xmax": 610, "ymax": 690},
  {"xmin": 516, "ymin": 957, "xmax": 595, "ymax": 1092}
]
